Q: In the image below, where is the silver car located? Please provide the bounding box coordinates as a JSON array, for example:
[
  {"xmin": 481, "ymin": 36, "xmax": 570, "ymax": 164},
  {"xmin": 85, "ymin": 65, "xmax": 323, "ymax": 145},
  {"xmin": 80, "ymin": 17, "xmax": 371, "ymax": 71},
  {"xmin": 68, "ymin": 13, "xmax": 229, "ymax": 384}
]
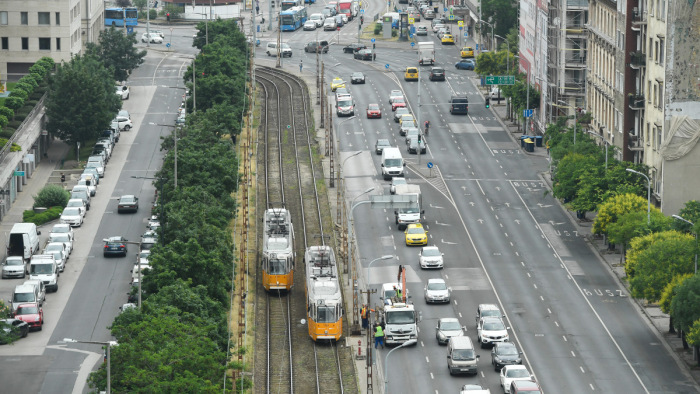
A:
[
  {"xmin": 436, "ymin": 317, "xmax": 464, "ymax": 344},
  {"xmin": 419, "ymin": 246, "xmax": 444, "ymax": 269},
  {"xmin": 424, "ymin": 278, "xmax": 451, "ymax": 303},
  {"xmin": 2, "ymin": 256, "xmax": 26, "ymax": 279}
]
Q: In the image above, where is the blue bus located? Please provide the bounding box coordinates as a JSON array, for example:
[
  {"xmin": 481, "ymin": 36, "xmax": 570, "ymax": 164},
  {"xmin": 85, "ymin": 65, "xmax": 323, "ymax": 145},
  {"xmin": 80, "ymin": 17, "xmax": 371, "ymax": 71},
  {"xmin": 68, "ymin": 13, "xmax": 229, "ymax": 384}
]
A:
[
  {"xmin": 104, "ymin": 7, "xmax": 138, "ymax": 27},
  {"xmin": 280, "ymin": 6, "xmax": 308, "ymax": 31},
  {"xmin": 281, "ymin": 0, "xmax": 303, "ymax": 11}
]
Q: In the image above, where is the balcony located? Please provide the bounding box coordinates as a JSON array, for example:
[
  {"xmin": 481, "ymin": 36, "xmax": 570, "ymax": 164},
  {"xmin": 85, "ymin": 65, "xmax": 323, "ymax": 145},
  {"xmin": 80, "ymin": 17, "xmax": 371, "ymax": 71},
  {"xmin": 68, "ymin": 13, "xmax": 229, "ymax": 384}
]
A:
[
  {"xmin": 631, "ymin": 8, "xmax": 647, "ymax": 31},
  {"xmin": 629, "ymin": 94, "xmax": 645, "ymax": 110},
  {"xmin": 630, "ymin": 51, "xmax": 646, "ymax": 69},
  {"xmin": 565, "ymin": 55, "xmax": 587, "ymax": 68}
]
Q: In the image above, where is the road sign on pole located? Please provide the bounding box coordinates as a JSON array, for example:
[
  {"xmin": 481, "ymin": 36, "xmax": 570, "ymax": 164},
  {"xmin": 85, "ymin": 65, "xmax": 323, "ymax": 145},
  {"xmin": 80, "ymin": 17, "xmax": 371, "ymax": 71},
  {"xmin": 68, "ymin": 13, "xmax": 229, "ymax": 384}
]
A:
[
  {"xmin": 371, "ymin": 38, "xmax": 376, "ymax": 43},
  {"xmin": 485, "ymin": 75, "xmax": 516, "ymax": 85},
  {"xmin": 523, "ymin": 109, "xmax": 533, "ymax": 118},
  {"xmin": 13, "ymin": 171, "xmax": 25, "ymax": 177},
  {"xmin": 385, "ymin": 64, "xmax": 390, "ymax": 69}
]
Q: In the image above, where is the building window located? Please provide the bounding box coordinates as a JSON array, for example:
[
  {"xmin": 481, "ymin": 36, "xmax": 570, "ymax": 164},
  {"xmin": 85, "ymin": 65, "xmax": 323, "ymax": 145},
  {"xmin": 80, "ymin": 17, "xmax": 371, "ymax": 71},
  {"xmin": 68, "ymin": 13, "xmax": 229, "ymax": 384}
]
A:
[
  {"xmin": 39, "ymin": 37, "xmax": 50, "ymax": 50},
  {"xmin": 21, "ymin": 12, "xmax": 28, "ymax": 25},
  {"xmin": 0, "ymin": 11, "xmax": 7, "ymax": 25},
  {"xmin": 38, "ymin": 12, "xmax": 50, "ymax": 25},
  {"xmin": 55, "ymin": 12, "xmax": 60, "ymax": 25},
  {"xmin": 21, "ymin": 37, "xmax": 28, "ymax": 50},
  {"xmin": 658, "ymin": 83, "xmax": 664, "ymax": 108},
  {"xmin": 659, "ymin": 38, "xmax": 665, "ymax": 66},
  {"xmin": 1, "ymin": 37, "xmax": 8, "ymax": 50},
  {"xmin": 56, "ymin": 37, "xmax": 61, "ymax": 50}
]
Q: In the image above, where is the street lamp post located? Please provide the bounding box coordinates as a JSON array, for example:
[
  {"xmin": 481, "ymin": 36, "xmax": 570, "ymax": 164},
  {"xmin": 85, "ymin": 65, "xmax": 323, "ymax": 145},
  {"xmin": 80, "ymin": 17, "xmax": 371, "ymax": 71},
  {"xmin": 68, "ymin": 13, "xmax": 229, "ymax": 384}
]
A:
[
  {"xmin": 673, "ymin": 215, "xmax": 698, "ymax": 274},
  {"xmin": 494, "ymin": 34, "xmax": 510, "ymax": 73},
  {"xmin": 366, "ymin": 255, "xmax": 394, "ymax": 305},
  {"xmin": 348, "ymin": 187, "xmax": 375, "ymax": 328},
  {"xmin": 626, "ymin": 168, "xmax": 650, "ymax": 225},
  {"xmin": 479, "ymin": 20, "xmax": 494, "ymax": 53},
  {"xmin": 384, "ymin": 339, "xmax": 417, "ymax": 393},
  {"xmin": 62, "ymin": 338, "xmax": 117, "ymax": 393}
]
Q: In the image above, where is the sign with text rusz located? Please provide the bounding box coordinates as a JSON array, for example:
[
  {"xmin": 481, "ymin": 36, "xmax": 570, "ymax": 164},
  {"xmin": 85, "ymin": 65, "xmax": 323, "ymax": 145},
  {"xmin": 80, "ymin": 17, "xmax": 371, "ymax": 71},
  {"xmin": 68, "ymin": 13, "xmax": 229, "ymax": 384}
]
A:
[{"xmin": 485, "ymin": 75, "xmax": 515, "ymax": 85}]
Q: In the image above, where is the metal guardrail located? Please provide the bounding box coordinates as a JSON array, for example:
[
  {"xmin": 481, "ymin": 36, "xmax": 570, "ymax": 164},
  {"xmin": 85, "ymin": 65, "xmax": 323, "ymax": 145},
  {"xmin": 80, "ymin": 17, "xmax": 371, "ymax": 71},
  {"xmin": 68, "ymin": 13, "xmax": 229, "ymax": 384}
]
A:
[{"xmin": 0, "ymin": 92, "xmax": 47, "ymax": 161}]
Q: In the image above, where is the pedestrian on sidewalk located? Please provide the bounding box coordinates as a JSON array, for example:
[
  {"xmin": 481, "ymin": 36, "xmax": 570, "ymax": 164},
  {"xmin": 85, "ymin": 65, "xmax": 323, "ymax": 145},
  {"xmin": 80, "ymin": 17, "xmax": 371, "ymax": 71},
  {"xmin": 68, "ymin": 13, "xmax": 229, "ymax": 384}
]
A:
[
  {"xmin": 374, "ymin": 323, "xmax": 384, "ymax": 349},
  {"xmin": 299, "ymin": 59, "xmax": 303, "ymax": 73},
  {"xmin": 60, "ymin": 173, "xmax": 65, "ymax": 183}
]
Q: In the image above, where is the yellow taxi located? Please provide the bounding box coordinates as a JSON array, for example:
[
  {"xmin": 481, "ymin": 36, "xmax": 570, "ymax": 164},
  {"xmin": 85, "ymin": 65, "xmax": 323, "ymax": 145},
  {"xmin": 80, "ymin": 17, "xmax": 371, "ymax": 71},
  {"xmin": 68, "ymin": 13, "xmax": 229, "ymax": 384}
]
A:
[
  {"xmin": 399, "ymin": 114, "xmax": 415, "ymax": 125},
  {"xmin": 460, "ymin": 46, "xmax": 474, "ymax": 58},
  {"xmin": 331, "ymin": 77, "xmax": 345, "ymax": 92},
  {"xmin": 404, "ymin": 67, "xmax": 419, "ymax": 81},
  {"xmin": 441, "ymin": 34, "xmax": 455, "ymax": 45},
  {"xmin": 405, "ymin": 223, "xmax": 428, "ymax": 246}
]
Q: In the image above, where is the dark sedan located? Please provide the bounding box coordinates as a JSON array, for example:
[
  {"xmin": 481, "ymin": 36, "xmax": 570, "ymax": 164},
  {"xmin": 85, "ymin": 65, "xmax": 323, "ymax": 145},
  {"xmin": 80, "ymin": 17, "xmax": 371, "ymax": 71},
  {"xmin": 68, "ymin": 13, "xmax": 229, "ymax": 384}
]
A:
[
  {"xmin": 343, "ymin": 44, "xmax": 367, "ymax": 53},
  {"xmin": 117, "ymin": 195, "xmax": 139, "ymax": 213},
  {"xmin": 351, "ymin": 72, "xmax": 365, "ymax": 84},
  {"xmin": 354, "ymin": 49, "xmax": 376, "ymax": 61},
  {"xmin": 104, "ymin": 236, "xmax": 128, "ymax": 257},
  {"xmin": 491, "ymin": 342, "xmax": 523, "ymax": 371},
  {"xmin": 0, "ymin": 318, "xmax": 29, "ymax": 343}
]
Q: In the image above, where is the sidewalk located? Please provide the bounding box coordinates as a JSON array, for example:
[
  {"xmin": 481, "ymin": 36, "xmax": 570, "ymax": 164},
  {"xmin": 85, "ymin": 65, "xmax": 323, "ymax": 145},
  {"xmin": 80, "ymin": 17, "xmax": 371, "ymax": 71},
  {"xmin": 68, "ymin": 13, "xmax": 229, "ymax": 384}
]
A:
[
  {"xmin": 0, "ymin": 139, "xmax": 73, "ymax": 258},
  {"xmin": 484, "ymin": 84, "xmax": 700, "ymax": 387}
]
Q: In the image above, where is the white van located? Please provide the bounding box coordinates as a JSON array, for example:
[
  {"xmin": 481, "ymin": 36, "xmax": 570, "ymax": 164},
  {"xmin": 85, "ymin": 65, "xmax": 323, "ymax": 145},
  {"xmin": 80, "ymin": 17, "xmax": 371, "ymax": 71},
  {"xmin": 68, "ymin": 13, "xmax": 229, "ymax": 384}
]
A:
[
  {"xmin": 447, "ymin": 336, "xmax": 480, "ymax": 375},
  {"xmin": 266, "ymin": 42, "xmax": 292, "ymax": 57},
  {"xmin": 11, "ymin": 284, "xmax": 43, "ymax": 313},
  {"xmin": 29, "ymin": 255, "xmax": 59, "ymax": 292},
  {"xmin": 381, "ymin": 147, "xmax": 405, "ymax": 180},
  {"xmin": 6, "ymin": 223, "xmax": 41, "ymax": 263}
]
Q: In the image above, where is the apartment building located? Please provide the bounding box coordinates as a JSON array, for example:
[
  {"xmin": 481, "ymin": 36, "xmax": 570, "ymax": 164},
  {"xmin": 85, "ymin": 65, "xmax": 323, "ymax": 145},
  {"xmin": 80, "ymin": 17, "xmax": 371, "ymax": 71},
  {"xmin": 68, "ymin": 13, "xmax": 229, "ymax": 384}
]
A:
[{"xmin": 0, "ymin": 0, "xmax": 104, "ymax": 82}]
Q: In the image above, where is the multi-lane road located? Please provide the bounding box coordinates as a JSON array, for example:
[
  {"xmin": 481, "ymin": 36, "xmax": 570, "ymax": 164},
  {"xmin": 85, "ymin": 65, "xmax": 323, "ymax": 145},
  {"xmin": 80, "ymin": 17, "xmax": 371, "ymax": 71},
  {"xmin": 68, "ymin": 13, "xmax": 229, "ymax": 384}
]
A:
[
  {"xmin": 0, "ymin": 25, "xmax": 198, "ymax": 393},
  {"xmin": 257, "ymin": 1, "xmax": 700, "ymax": 393}
]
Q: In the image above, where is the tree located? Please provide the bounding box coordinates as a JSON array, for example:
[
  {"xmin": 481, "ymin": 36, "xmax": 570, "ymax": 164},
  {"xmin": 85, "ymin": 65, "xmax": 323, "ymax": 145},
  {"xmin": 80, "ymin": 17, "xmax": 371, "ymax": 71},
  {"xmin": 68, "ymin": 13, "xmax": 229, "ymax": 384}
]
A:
[
  {"xmin": 672, "ymin": 200, "xmax": 700, "ymax": 233},
  {"xmin": 593, "ymin": 193, "xmax": 650, "ymax": 236},
  {"xmin": 193, "ymin": 18, "xmax": 247, "ymax": 51},
  {"xmin": 4, "ymin": 96, "xmax": 25, "ymax": 112},
  {"xmin": 115, "ymin": 0, "xmax": 132, "ymax": 7},
  {"xmin": 671, "ymin": 275, "xmax": 700, "ymax": 338},
  {"xmin": 660, "ymin": 273, "xmax": 693, "ymax": 333},
  {"xmin": 608, "ymin": 210, "xmax": 671, "ymax": 262},
  {"xmin": 627, "ymin": 230, "xmax": 695, "ymax": 302},
  {"xmin": 33, "ymin": 184, "xmax": 70, "ymax": 208},
  {"xmin": 551, "ymin": 153, "xmax": 598, "ymax": 205},
  {"xmin": 45, "ymin": 55, "xmax": 121, "ymax": 149},
  {"xmin": 480, "ymin": 0, "xmax": 518, "ymax": 38},
  {"xmin": 133, "ymin": 0, "xmax": 147, "ymax": 13},
  {"xmin": 86, "ymin": 27, "xmax": 146, "ymax": 82}
]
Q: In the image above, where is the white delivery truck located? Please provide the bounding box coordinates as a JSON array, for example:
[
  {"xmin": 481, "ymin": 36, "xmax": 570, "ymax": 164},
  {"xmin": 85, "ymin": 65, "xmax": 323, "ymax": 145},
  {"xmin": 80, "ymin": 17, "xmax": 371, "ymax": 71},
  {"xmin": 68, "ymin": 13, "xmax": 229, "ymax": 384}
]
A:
[
  {"xmin": 418, "ymin": 41, "xmax": 435, "ymax": 65},
  {"xmin": 394, "ymin": 184, "xmax": 423, "ymax": 230},
  {"xmin": 6, "ymin": 223, "xmax": 41, "ymax": 263},
  {"xmin": 379, "ymin": 265, "xmax": 420, "ymax": 345}
]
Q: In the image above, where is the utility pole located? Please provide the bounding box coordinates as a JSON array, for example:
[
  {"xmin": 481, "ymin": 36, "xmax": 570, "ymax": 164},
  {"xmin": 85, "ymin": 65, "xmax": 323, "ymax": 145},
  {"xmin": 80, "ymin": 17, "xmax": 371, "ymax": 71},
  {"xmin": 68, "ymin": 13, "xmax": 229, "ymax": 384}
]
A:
[
  {"xmin": 316, "ymin": 28, "xmax": 320, "ymax": 104},
  {"xmin": 361, "ymin": 288, "xmax": 376, "ymax": 394},
  {"xmin": 276, "ymin": 16, "xmax": 281, "ymax": 68},
  {"xmin": 146, "ymin": 0, "xmax": 150, "ymax": 48}
]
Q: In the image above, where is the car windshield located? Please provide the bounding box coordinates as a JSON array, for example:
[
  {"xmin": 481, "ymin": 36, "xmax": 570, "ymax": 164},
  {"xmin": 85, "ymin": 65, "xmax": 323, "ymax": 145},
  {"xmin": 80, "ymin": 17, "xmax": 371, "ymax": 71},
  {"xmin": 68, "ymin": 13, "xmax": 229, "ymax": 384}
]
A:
[
  {"xmin": 368, "ymin": 104, "xmax": 379, "ymax": 110},
  {"xmin": 440, "ymin": 320, "xmax": 461, "ymax": 330},
  {"xmin": 67, "ymin": 200, "xmax": 83, "ymax": 208},
  {"xmin": 16, "ymin": 306, "xmax": 39, "ymax": 315},
  {"xmin": 401, "ymin": 207, "xmax": 420, "ymax": 214},
  {"xmin": 482, "ymin": 309, "xmax": 501, "ymax": 318},
  {"xmin": 30, "ymin": 264, "xmax": 53, "ymax": 275},
  {"xmin": 338, "ymin": 100, "xmax": 352, "ymax": 107},
  {"xmin": 317, "ymin": 305, "xmax": 336, "ymax": 323},
  {"xmin": 498, "ymin": 345, "xmax": 518, "ymax": 355},
  {"xmin": 427, "ymin": 282, "xmax": 446, "ymax": 290},
  {"xmin": 63, "ymin": 207, "xmax": 81, "ymax": 216},
  {"xmin": 281, "ymin": 43, "xmax": 291, "ymax": 49},
  {"xmin": 386, "ymin": 310, "xmax": 415, "ymax": 324},
  {"xmin": 452, "ymin": 349, "xmax": 475, "ymax": 360},
  {"xmin": 13, "ymin": 293, "xmax": 34, "ymax": 302},
  {"xmin": 48, "ymin": 251, "xmax": 62, "ymax": 260},
  {"xmin": 5, "ymin": 259, "xmax": 23, "ymax": 266},
  {"xmin": 121, "ymin": 196, "xmax": 136, "ymax": 204},
  {"xmin": 353, "ymin": 73, "xmax": 363, "ymax": 78},
  {"xmin": 423, "ymin": 248, "xmax": 441, "ymax": 257},
  {"xmin": 50, "ymin": 234, "xmax": 70, "ymax": 243},
  {"xmin": 407, "ymin": 227, "xmax": 425, "ymax": 235},
  {"xmin": 396, "ymin": 109, "xmax": 409, "ymax": 115},
  {"xmin": 45, "ymin": 244, "xmax": 62, "ymax": 252},
  {"xmin": 507, "ymin": 369, "xmax": 530, "ymax": 378},
  {"xmin": 484, "ymin": 321, "xmax": 505, "ymax": 330},
  {"xmin": 385, "ymin": 159, "xmax": 402, "ymax": 167},
  {"xmin": 395, "ymin": 97, "xmax": 405, "ymax": 104}
]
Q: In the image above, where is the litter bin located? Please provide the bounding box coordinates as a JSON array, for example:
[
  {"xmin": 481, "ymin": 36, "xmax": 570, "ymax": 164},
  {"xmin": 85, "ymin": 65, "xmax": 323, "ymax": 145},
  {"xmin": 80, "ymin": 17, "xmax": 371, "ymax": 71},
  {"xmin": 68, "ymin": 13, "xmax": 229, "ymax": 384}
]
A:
[
  {"xmin": 524, "ymin": 138, "xmax": 535, "ymax": 152},
  {"xmin": 520, "ymin": 136, "xmax": 531, "ymax": 148},
  {"xmin": 534, "ymin": 136, "xmax": 543, "ymax": 147}
]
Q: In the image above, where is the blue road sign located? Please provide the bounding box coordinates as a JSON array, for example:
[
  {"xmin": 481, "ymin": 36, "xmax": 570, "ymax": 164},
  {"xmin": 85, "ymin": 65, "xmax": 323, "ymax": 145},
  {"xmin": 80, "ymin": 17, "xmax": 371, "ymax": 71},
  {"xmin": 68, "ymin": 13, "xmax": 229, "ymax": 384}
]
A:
[
  {"xmin": 523, "ymin": 109, "xmax": 533, "ymax": 118},
  {"xmin": 449, "ymin": 15, "xmax": 455, "ymax": 20},
  {"xmin": 361, "ymin": 9, "xmax": 364, "ymax": 13},
  {"xmin": 127, "ymin": 26, "xmax": 134, "ymax": 34},
  {"xmin": 385, "ymin": 64, "xmax": 390, "ymax": 69},
  {"xmin": 443, "ymin": 7, "xmax": 447, "ymax": 11},
  {"xmin": 166, "ymin": 42, "xmax": 171, "ymax": 48},
  {"xmin": 371, "ymin": 38, "xmax": 376, "ymax": 43},
  {"xmin": 411, "ymin": 41, "xmax": 415, "ymax": 47},
  {"xmin": 427, "ymin": 162, "xmax": 434, "ymax": 169},
  {"xmin": 475, "ymin": 44, "xmax": 479, "ymax": 50},
  {"xmin": 459, "ymin": 26, "xmax": 463, "ymax": 30},
  {"xmin": 465, "ymin": 32, "xmax": 468, "ymax": 37}
]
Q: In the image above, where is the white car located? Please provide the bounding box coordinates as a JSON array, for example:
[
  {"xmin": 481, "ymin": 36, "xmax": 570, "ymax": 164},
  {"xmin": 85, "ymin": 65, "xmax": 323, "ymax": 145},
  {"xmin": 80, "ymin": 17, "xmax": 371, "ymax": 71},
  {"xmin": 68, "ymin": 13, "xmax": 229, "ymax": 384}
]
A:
[
  {"xmin": 390, "ymin": 177, "xmax": 407, "ymax": 195},
  {"xmin": 44, "ymin": 242, "xmax": 69, "ymax": 267},
  {"xmin": 116, "ymin": 85, "xmax": 130, "ymax": 100},
  {"xmin": 150, "ymin": 29, "xmax": 165, "ymax": 38},
  {"xmin": 137, "ymin": 250, "xmax": 151, "ymax": 265},
  {"xmin": 148, "ymin": 216, "xmax": 161, "ymax": 231},
  {"xmin": 48, "ymin": 233, "xmax": 73, "ymax": 256},
  {"xmin": 310, "ymin": 13, "xmax": 325, "ymax": 27},
  {"xmin": 60, "ymin": 206, "xmax": 84, "ymax": 227},
  {"xmin": 477, "ymin": 316, "xmax": 510, "ymax": 348},
  {"xmin": 141, "ymin": 32, "xmax": 163, "ymax": 44},
  {"xmin": 424, "ymin": 278, "xmax": 451, "ymax": 304},
  {"xmin": 111, "ymin": 116, "xmax": 132, "ymax": 131},
  {"xmin": 389, "ymin": 90, "xmax": 404, "ymax": 104},
  {"xmin": 303, "ymin": 20, "xmax": 317, "ymax": 30},
  {"xmin": 419, "ymin": 246, "xmax": 444, "ymax": 269},
  {"xmin": 43, "ymin": 248, "xmax": 67, "ymax": 272},
  {"xmin": 50, "ymin": 223, "xmax": 74, "ymax": 243},
  {"xmin": 499, "ymin": 365, "xmax": 534, "ymax": 393},
  {"xmin": 77, "ymin": 177, "xmax": 96, "ymax": 197},
  {"xmin": 2, "ymin": 256, "xmax": 27, "ymax": 279}
]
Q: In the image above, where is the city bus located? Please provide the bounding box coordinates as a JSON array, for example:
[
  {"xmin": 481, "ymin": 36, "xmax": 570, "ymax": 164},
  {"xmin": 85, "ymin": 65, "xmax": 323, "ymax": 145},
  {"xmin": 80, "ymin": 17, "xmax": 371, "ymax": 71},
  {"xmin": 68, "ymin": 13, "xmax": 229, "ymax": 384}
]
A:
[
  {"xmin": 280, "ymin": 0, "xmax": 303, "ymax": 11},
  {"xmin": 280, "ymin": 6, "xmax": 307, "ymax": 31},
  {"xmin": 104, "ymin": 7, "xmax": 139, "ymax": 27}
]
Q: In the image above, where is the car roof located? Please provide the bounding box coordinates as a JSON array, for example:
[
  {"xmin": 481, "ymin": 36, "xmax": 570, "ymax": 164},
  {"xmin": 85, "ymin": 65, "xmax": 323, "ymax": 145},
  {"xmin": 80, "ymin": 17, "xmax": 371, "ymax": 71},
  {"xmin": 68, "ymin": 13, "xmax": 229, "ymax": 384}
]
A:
[
  {"xmin": 106, "ymin": 236, "xmax": 124, "ymax": 242},
  {"xmin": 120, "ymin": 194, "xmax": 136, "ymax": 199},
  {"xmin": 427, "ymin": 278, "xmax": 445, "ymax": 284},
  {"xmin": 439, "ymin": 317, "xmax": 459, "ymax": 323},
  {"xmin": 481, "ymin": 316, "xmax": 503, "ymax": 323},
  {"xmin": 503, "ymin": 364, "xmax": 528, "ymax": 371},
  {"xmin": 422, "ymin": 245, "xmax": 439, "ymax": 251},
  {"xmin": 511, "ymin": 380, "xmax": 539, "ymax": 389}
]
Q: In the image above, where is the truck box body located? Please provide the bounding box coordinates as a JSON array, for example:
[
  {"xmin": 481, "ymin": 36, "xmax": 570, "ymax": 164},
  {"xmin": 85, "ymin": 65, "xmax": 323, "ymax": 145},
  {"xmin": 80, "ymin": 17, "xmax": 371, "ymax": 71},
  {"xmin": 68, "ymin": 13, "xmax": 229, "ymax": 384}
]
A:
[
  {"xmin": 418, "ymin": 42, "xmax": 435, "ymax": 65},
  {"xmin": 337, "ymin": 0, "xmax": 354, "ymax": 19},
  {"xmin": 7, "ymin": 223, "xmax": 40, "ymax": 262},
  {"xmin": 394, "ymin": 184, "xmax": 422, "ymax": 229}
]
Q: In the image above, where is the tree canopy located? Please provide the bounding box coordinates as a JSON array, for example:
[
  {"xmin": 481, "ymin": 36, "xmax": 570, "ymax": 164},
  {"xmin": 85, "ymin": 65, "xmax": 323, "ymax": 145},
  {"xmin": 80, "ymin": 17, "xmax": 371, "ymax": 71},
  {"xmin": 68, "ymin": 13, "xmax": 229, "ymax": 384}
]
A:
[
  {"xmin": 671, "ymin": 275, "xmax": 700, "ymax": 333},
  {"xmin": 86, "ymin": 27, "xmax": 146, "ymax": 82},
  {"xmin": 593, "ymin": 193, "xmax": 653, "ymax": 236}
]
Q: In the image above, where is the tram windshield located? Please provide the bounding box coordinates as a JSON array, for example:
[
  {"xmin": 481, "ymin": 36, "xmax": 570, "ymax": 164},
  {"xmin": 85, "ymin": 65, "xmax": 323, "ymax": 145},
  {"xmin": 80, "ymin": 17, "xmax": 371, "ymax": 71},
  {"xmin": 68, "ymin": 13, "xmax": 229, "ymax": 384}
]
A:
[
  {"xmin": 269, "ymin": 258, "xmax": 287, "ymax": 275},
  {"xmin": 317, "ymin": 305, "xmax": 336, "ymax": 323}
]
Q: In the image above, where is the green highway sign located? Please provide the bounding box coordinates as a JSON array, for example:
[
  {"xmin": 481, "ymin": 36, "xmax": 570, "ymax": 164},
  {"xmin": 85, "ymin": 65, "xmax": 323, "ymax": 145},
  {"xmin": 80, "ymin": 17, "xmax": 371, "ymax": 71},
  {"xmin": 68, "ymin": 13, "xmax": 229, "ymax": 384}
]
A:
[
  {"xmin": 13, "ymin": 171, "xmax": 25, "ymax": 176},
  {"xmin": 485, "ymin": 75, "xmax": 515, "ymax": 85}
]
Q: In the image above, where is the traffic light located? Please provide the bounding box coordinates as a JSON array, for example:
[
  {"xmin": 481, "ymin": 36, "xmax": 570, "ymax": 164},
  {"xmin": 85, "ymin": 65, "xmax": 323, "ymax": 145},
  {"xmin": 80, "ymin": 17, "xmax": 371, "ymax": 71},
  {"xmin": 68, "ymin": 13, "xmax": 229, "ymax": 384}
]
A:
[
  {"xmin": 166, "ymin": 13, "xmax": 170, "ymax": 22},
  {"xmin": 485, "ymin": 98, "xmax": 490, "ymax": 108},
  {"xmin": 373, "ymin": 43, "xmax": 376, "ymax": 49},
  {"xmin": 418, "ymin": 134, "xmax": 422, "ymax": 143}
]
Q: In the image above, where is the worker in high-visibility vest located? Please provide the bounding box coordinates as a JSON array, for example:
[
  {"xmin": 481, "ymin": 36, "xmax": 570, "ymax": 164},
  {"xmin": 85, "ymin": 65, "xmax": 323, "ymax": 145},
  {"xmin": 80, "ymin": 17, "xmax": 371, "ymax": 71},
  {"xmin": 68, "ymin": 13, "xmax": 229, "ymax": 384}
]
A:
[
  {"xmin": 374, "ymin": 324, "xmax": 385, "ymax": 349},
  {"xmin": 361, "ymin": 305, "xmax": 369, "ymax": 329}
]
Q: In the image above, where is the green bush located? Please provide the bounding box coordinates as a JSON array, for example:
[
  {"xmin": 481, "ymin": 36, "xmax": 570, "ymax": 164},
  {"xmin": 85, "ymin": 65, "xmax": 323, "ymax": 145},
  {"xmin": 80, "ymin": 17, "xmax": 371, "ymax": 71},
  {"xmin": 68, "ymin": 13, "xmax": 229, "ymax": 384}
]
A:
[
  {"xmin": 374, "ymin": 22, "xmax": 382, "ymax": 35},
  {"xmin": 0, "ymin": 129, "xmax": 14, "ymax": 139},
  {"xmin": 33, "ymin": 184, "xmax": 70, "ymax": 209},
  {"xmin": 22, "ymin": 206, "xmax": 63, "ymax": 225},
  {"xmin": 5, "ymin": 96, "xmax": 25, "ymax": 111},
  {"xmin": 0, "ymin": 115, "xmax": 7, "ymax": 129},
  {"xmin": 9, "ymin": 88, "xmax": 28, "ymax": 100},
  {"xmin": 7, "ymin": 120, "xmax": 22, "ymax": 128},
  {"xmin": 15, "ymin": 82, "xmax": 34, "ymax": 95},
  {"xmin": 392, "ymin": 29, "xmax": 398, "ymax": 37},
  {"xmin": 0, "ymin": 106, "xmax": 13, "ymax": 120},
  {"xmin": 149, "ymin": 9, "xmax": 157, "ymax": 19},
  {"xmin": 16, "ymin": 107, "xmax": 31, "ymax": 117}
]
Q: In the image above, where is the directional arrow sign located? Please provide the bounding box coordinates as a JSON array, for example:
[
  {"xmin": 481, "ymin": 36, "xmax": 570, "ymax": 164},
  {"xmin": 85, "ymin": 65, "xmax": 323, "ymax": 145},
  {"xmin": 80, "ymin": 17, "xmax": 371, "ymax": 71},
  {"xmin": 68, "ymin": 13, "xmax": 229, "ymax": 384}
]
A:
[{"xmin": 485, "ymin": 75, "xmax": 515, "ymax": 85}]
